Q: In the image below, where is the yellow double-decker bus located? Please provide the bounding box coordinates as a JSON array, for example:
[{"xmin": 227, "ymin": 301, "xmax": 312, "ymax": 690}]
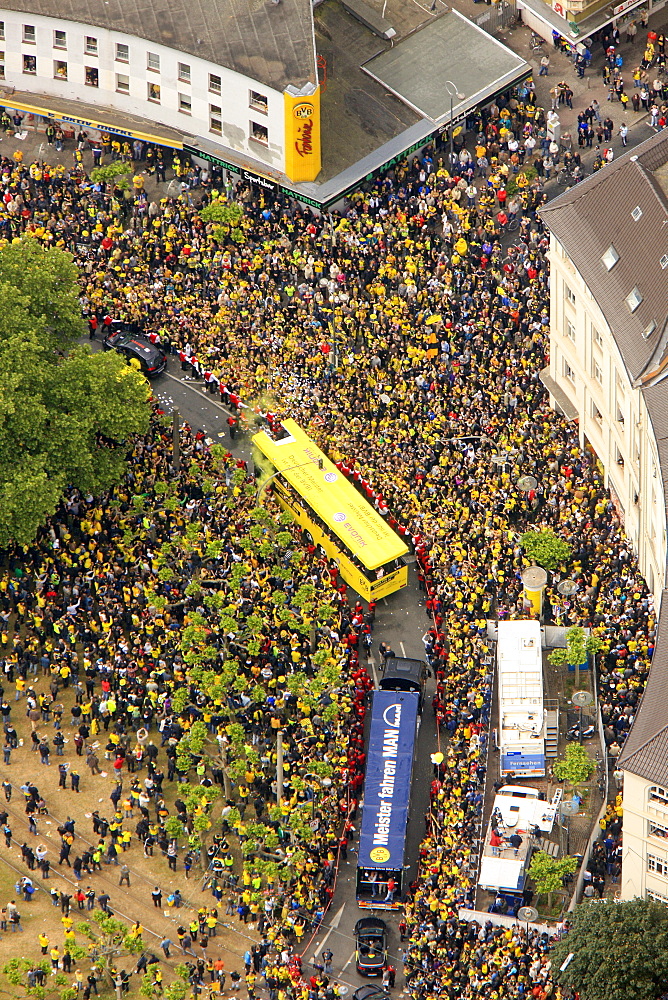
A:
[{"xmin": 252, "ymin": 419, "xmax": 409, "ymax": 602}]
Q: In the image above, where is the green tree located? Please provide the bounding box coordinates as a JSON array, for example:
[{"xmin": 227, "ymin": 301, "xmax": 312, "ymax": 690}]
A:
[
  {"xmin": 553, "ymin": 742, "xmax": 595, "ymax": 789},
  {"xmin": 528, "ymin": 851, "xmax": 578, "ymax": 909},
  {"xmin": 200, "ymin": 201, "xmax": 244, "ymax": 244},
  {"xmin": 549, "ymin": 625, "xmax": 601, "ymax": 670},
  {"xmin": 0, "ymin": 242, "xmax": 151, "ymax": 544},
  {"xmin": 90, "ymin": 161, "xmax": 131, "ymax": 184},
  {"xmin": 550, "ymin": 898, "xmax": 668, "ymax": 1000},
  {"xmin": 165, "ymin": 981, "xmax": 189, "ymax": 1000},
  {"xmin": 520, "ymin": 529, "xmax": 572, "ymax": 571},
  {"xmin": 0, "ymin": 239, "xmax": 84, "ymax": 350}
]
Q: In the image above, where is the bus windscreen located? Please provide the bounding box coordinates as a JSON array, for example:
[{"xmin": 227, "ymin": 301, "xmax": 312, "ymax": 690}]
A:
[{"xmin": 356, "ymin": 690, "xmax": 420, "ymax": 908}]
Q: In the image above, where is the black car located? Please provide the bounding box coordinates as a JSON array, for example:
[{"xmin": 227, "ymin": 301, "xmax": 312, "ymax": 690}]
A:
[
  {"xmin": 380, "ymin": 656, "xmax": 429, "ymax": 710},
  {"xmin": 352, "ymin": 987, "xmax": 390, "ymax": 1000},
  {"xmin": 354, "ymin": 917, "xmax": 388, "ymax": 976},
  {"xmin": 103, "ymin": 330, "xmax": 167, "ymax": 376}
]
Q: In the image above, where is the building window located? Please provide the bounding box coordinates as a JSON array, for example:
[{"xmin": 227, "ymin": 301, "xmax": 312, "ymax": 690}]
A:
[
  {"xmin": 249, "ymin": 89, "xmax": 268, "ymax": 113},
  {"xmin": 147, "ymin": 51, "xmax": 160, "ymax": 72},
  {"xmin": 23, "ymin": 24, "xmax": 36, "ymax": 43},
  {"xmin": 592, "ymin": 325, "xmax": 603, "ymax": 349},
  {"xmin": 647, "ymin": 853, "xmax": 668, "ymax": 877},
  {"xmin": 602, "ymin": 245, "xmax": 619, "ymax": 271},
  {"xmin": 54, "ymin": 59, "xmax": 67, "ymax": 80},
  {"xmin": 116, "ymin": 42, "xmax": 129, "ymax": 62},
  {"xmin": 22, "ymin": 53, "xmax": 36, "ymax": 74},
  {"xmin": 178, "ymin": 62, "xmax": 190, "ymax": 83},
  {"xmin": 616, "ymin": 446, "xmax": 625, "ymax": 468},
  {"xmin": 647, "ymin": 889, "xmax": 668, "ymax": 904},
  {"xmin": 649, "ymin": 821, "xmax": 668, "ymax": 840},
  {"xmin": 592, "ymin": 360, "xmax": 602, "ymax": 384},
  {"xmin": 178, "ymin": 93, "xmax": 191, "ymax": 115},
  {"xmin": 209, "ymin": 105, "xmax": 222, "ymax": 135},
  {"xmin": 566, "ymin": 320, "xmax": 575, "ymax": 341},
  {"xmin": 650, "ymin": 787, "xmax": 668, "ymax": 806},
  {"xmin": 563, "ymin": 360, "xmax": 575, "ymax": 384},
  {"xmin": 85, "ymin": 66, "xmax": 99, "ymax": 87},
  {"xmin": 250, "ymin": 120, "xmax": 269, "ymax": 145},
  {"xmin": 85, "ymin": 35, "xmax": 97, "ymax": 55},
  {"xmin": 116, "ymin": 73, "xmax": 130, "ymax": 94},
  {"xmin": 591, "ymin": 401, "xmax": 602, "ymax": 427},
  {"xmin": 54, "ymin": 29, "xmax": 67, "ymax": 48},
  {"xmin": 147, "ymin": 82, "xmax": 161, "ymax": 103},
  {"xmin": 0, "ymin": 52, "xmax": 4, "ymax": 79},
  {"xmin": 626, "ymin": 287, "xmax": 643, "ymax": 312},
  {"xmin": 209, "ymin": 73, "xmax": 221, "ymax": 95},
  {"xmin": 0, "ymin": 23, "xmax": 5, "ymax": 40},
  {"xmin": 564, "ymin": 282, "xmax": 576, "ymax": 305}
]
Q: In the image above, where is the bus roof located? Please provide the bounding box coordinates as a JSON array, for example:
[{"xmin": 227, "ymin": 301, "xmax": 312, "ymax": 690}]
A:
[
  {"xmin": 358, "ymin": 690, "xmax": 420, "ymax": 871},
  {"xmin": 252, "ymin": 419, "xmax": 409, "ymax": 571}
]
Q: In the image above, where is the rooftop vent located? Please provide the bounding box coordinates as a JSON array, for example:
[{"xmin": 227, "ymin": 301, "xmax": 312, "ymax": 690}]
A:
[
  {"xmin": 632, "ymin": 205, "xmax": 643, "ymax": 221},
  {"xmin": 626, "ymin": 287, "xmax": 643, "ymax": 312},
  {"xmin": 602, "ymin": 245, "xmax": 619, "ymax": 271}
]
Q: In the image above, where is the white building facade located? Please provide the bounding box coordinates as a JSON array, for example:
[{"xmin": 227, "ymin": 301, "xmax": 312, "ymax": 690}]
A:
[
  {"xmin": 544, "ymin": 234, "xmax": 667, "ymax": 606},
  {"xmin": 618, "ymin": 766, "xmax": 668, "ymax": 904},
  {"xmin": 1, "ymin": 13, "xmax": 285, "ymax": 161},
  {"xmin": 0, "ymin": 0, "xmax": 321, "ymax": 183},
  {"xmin": 541, "ymin": 133, "xmax": 668, "ymax": 903}
]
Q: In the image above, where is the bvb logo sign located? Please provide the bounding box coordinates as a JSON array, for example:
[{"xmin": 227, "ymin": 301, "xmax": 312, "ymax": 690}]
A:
[
  {"xmin": 293, "ymin": 102, "xmax": 314, "ymax": 120},
  {"xmin": 369, "ymin": 847, "xmax": 390, "ymax": 863}
]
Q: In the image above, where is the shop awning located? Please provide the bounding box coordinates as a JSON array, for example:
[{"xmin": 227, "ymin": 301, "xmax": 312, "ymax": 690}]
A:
[{"xmin": 0, "ymin": 89, "xmax": 185, "ymax": 148}]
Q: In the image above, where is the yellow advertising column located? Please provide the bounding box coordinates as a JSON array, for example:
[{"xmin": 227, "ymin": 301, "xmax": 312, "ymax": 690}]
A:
[
  {"xmin": 521, "ymin": 565, "xmax": 548, "ymax": 619},
  {"xmin": 284, "ymin": 85, "xmax": 321, "ymax": 183}
]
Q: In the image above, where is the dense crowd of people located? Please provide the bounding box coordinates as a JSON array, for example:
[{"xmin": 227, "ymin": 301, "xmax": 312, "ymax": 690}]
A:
[{"xmin": 0, "ymin": 80, "xmax": 658, "ymax": 998}]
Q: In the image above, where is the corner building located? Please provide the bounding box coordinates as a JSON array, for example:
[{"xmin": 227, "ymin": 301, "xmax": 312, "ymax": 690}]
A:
[{"xmin": 0, "ymin": 0, "xmax": 321, "ymax": 183}]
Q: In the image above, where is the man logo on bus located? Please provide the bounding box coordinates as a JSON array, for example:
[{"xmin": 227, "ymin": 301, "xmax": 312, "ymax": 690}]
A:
[
  {"xmin": 370, "ymin": 847, "xmax": 390, "ymax": 863},
  {"xmin": 383, "ymin": 703, "xmax": 402, "ymax": 728},
  {"xmin": 333, "ymin": 512, "xmax": 346, "ymax": 522},
  {"xmin": 324, "ymin": 472, "xmax": 338, "ymax": 483}
]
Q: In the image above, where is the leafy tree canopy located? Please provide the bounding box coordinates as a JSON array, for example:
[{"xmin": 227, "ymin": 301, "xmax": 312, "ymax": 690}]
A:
[
  {"xmin": 528, "ymin": 851, "xmax": 578, "ymax": 894},
  {"xmin": 0, "ymin": 239, "xmax": 150, "ymax": 545},
  {"xmin": 553, "ymin": 742, "xmax": 595, "ymax": 787},
  {"xmin": 551, "ymin": 899, "xmax": 668, "ymax": 1000},
  {"xmin": 520, "ymin": 529, "xmax": 572, "ymax": 571}
]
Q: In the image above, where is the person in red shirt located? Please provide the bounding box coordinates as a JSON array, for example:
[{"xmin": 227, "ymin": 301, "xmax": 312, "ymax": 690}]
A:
[{"xmin": 490, "ymin": 830, "xmax": 505, "ymax": 856}]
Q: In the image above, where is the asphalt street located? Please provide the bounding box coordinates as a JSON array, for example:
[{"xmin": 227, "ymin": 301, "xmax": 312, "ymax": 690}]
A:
[
  {"xmin": 95, "ymin": 342, "xmax": 440, "ymax": 993},
  {"xmin": 87, "ymin": 338, "xmax": 254, "ymax": 464},
  {"xmin": 300, "ymin": 572, "xmax": 439, "ymax": 995}
]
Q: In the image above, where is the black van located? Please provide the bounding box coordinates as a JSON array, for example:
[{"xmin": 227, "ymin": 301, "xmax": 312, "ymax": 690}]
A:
[{"xmin": 379, "ymin": 657, "xmax": 428, "ymax": 709}]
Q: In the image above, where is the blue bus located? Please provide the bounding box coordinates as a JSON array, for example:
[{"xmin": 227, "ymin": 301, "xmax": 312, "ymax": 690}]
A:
[{"xmin": 356, "ymin": 689, "xmax": 420, "ymax": 909}]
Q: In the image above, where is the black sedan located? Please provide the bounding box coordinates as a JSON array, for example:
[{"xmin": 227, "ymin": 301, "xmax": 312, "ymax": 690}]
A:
[
  {"xmin": 103, "ymin": 330, "xmax": 167, "ymax": 376},
  {"xmin": 354, "ymin": 917, "xmax": 388, "ymax": 976},
  {"xmin": 353, "ymin": 987, "xmax": 390, "ymax": 1000}
]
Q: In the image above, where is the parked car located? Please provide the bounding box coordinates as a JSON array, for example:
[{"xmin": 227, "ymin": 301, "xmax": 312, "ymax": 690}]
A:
[
  {"xmin": 103, "ymin": 330, "xmax": 167, "ymax": 376},
  {"xmin": 354, "ymin": 917, "xmax": 388, "ymax": 976}
]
